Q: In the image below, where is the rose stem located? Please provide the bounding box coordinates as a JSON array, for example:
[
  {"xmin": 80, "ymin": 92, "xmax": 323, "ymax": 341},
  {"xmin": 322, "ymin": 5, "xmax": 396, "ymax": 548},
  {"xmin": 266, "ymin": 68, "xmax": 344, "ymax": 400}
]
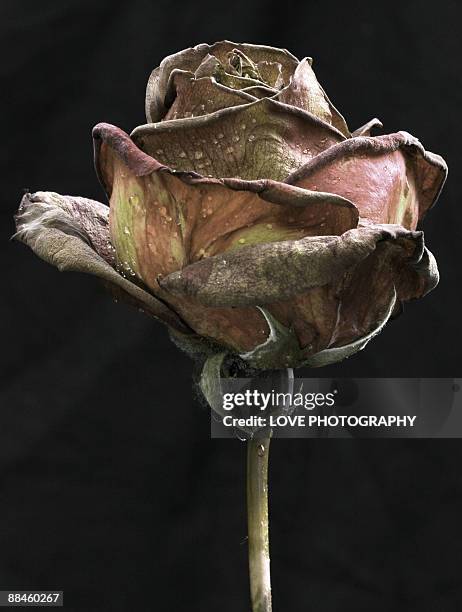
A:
[{"xmin": 247, "ymin": 436, "xmax": 272, "ymax": 612}]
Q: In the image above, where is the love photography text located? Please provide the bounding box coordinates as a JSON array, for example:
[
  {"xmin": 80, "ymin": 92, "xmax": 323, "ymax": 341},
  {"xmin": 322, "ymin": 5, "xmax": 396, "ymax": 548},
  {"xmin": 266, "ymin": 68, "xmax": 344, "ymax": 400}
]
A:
[{"xmin": 220, "ymin": 389, "xmax": 417, "ymax": 429}]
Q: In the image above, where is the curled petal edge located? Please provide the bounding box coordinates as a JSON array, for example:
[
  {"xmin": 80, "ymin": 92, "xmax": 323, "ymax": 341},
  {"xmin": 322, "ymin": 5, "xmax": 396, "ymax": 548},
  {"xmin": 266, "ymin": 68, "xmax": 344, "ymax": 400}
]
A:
[{"xmin": 352, "ymin": 117, "xmax": 383, "ymax": 137}]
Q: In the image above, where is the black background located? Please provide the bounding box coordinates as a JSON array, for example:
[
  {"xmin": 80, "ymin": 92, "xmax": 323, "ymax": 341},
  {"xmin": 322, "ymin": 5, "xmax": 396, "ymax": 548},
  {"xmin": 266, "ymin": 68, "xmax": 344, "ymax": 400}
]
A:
[{"xmin": 2, "ymin": 1, "xmax": 462, "ymax": 610}]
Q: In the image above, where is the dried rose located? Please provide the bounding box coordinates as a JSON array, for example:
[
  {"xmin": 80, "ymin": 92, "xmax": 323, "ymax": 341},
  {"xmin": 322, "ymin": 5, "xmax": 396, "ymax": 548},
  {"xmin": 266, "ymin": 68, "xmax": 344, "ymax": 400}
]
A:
[{"xmin": 15, "ymin": 41, "xmax": 447, "ymax": 369}]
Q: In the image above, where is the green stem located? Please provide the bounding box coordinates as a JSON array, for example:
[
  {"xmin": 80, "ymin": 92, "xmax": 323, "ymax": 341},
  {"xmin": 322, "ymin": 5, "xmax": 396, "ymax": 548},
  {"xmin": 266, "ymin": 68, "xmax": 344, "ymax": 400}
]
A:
[{"xmin": 247, "ymin": 437, "xmax": 272, "ymax": 612}]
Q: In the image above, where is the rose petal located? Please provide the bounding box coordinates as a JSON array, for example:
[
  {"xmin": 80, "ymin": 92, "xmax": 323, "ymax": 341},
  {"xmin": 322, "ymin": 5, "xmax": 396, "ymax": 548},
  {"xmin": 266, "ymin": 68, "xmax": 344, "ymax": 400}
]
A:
[
  {"xmin": 256, "ymin": 61, "xmax": 285, "ymax": 89},
  {"xmin": 146, "ymin": 41, "xmax": 299, "ymax": 122},
  {"xmin": 194, "ymin": 54, "xmax": 222, "ymax": 78},
  {"xmin": 268, "ymin": 225, "xmax": 438, "ymax": 356},
  {"xmin": 302, "ymin": 287, "xmax": 397, "ymax": 367},
  {"xmin": 267, "ymin": 285, "xmax": 340, "ymax": 353},
  {"xmin": 329, "ymin": 232, "xmax": 438, "ymax": 348},
  {"xmin": 241, "ymin": 85, "xmax": 282, "ymax": 99},
  {"xmin": 164, "ymin": 71, "xmax": 256, "ymax": 121},
  {"xmin": 276, "ymin": 58, "xmax": 350, "ymax": 136},
  {"xmin": 133, "ymin": 97, "xmax": 345, "ymax": 181},
  {"xmin": 15, "ymin": 191, "xmax": 116, "ymax": 265},
  {"xmin": 159, "ymin": 222, "xmax": 435, "ymax": 308},
  {"xmin": 171, "ymin": 299, "xmax": 270, "ymax": 353},
  {"xmin": 318, "ymin": 83, "xmax": 351, "ymax": 138},
  {"xmin": 286, "ymin": 132, "xmax": 447, "ymax": 228},
  {"xmin": 14, "ymin": 191, "xmax": 191, "ymax": 333}
]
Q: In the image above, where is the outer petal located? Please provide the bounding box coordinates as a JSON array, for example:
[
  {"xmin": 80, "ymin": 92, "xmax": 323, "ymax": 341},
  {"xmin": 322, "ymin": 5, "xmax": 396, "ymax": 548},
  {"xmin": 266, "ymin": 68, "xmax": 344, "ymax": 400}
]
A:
[
  {"xmin": 132, "ymin": 97, "xmax": 345, "ymax": 181},
  {"xmin": 268, "ymin": 226, "xmax": 438, "ymax": 356},
  {"xmin": 160, "ymin": 221, "xmax": 439, "ymax": 366},
  {"xmin": 159, "ymin": 222, "xmax": 434, "ymax": 306},
  {"xmin": 14, "ymin": 191, "xmax": 190, "ymax": 334},
  {"xmin": 286, "ymin": 132, "xmax": 447, "ymax": 228},
  {"xmin": 327, "ymin": 228, "xmax": 438, "ymax": 348},
  {"xmin": 146, "ymin": 41, "xmax": 299, "ymax": 122}
]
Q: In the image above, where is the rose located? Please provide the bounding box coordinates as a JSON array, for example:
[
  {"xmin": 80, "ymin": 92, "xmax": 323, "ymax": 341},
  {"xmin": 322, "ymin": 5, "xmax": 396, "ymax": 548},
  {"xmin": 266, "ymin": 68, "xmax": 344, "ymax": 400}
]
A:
[{"xmin": 15, "ymin": 41, "xmax": 447, "ymax": 370}]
